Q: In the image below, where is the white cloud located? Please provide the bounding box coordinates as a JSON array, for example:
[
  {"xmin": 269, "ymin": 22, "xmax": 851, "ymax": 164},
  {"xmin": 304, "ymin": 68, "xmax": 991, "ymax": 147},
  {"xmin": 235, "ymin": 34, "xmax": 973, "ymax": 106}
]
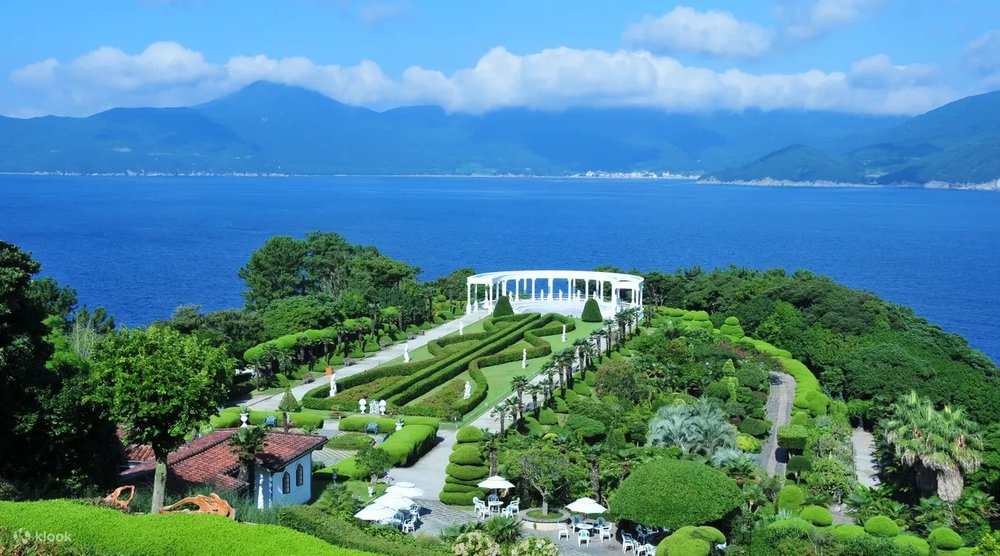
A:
[
  {"xmin": 8, "ymin": 41, "xmax": 954, "ymax": 117},
  {"xmin": 964, "ymin": 30, "xmax": 1000, "ymax": 81},
  {"xmin": 623, "ymin": 6, "xmax": 773, "ymax": 58},
  {"xmin": 779, "ymin": 0, "xmax": 890, "ymax": 40},
  {"xmin": 848, "ymin": 54, "xmax": 936, "ymax": 88},
  {"xmin": 357, "ymin": 0, "xmax": 410, "ymax": 25}
]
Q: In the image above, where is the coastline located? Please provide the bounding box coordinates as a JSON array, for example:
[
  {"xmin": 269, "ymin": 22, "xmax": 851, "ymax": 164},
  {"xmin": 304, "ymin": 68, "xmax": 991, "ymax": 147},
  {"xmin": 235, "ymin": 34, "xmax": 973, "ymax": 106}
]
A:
[{"xmin": 1, "ymin": 171, "xmax": 998, "ymax": 192}]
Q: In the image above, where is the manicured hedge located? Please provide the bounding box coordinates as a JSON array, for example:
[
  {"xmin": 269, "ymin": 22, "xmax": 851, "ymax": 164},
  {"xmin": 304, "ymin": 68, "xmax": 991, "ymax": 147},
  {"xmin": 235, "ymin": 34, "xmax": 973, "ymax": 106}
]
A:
[
  {"xmin": 279, "ymin": 505, "xmax": 447, "ymax": 556},
  {"xmin": 800, "ymin": 505, "xmax": 833, "ymax": 527},
  {"xmin": 573, "ymin": 381, "xmax": 592, "ymax": 396},
  {"xmin": 719, "ymin": 316, "xmax": 745, "ymax": 339},
  {"xmin": 655, "ymin": 526, "xmax": 725, "ymax": 556},
  {"xmin": 439, "ymin": 492, "xmax": 481, "ymax": 506},
  {"xmin": 777, "ymin": 425, "xmax": 809, "ymax": 451},
  {"xmin": 566, "ymin": 414, "xmax": 606, "ymax": 441},
  {"xmin": 448, "ymin": 444, "xmax": 485, "ymax": 466},
  {"xmin": 0, "ymin": 500, "xmax": 374, "ymax": 556},
  {"xmin": 776, "ymin": 485, "xmax": 805, "ymax": 513},
  {"xmin": 326, "ymin": 433, "xmax": 374, "ymax": 450},
  {"xmin": 928, "ymin": 527, "xmax": 964, "ymax": 550},
  {"xmin": 445, "ymin": 463, "xmax": 490, "ymax": 482},
  {"xmin": 737, "ymin": 433, "xmax": 762, "ymax": 453},
  {"xmin": 379, "ymin": 424, "xmax": 438, "ymax": 466},
  {"xmin": 739, "ymin": 417, "xmax": 772, "ymax": 438},
  {"xmin": 456, "ymin": 426, "xmax": 485, "ymax": 443},
  {"xmin": 865, "ymin": 515, "xmax": 900, "ymax": 537},
  {"xmin": 831, "ymin": 524, "xmax": 868, "ymax": 540},
  {"xmin": 894, "ymin": 535, "xmax": 930, "ymax": 556},
  {"xmin": 581, "ymin": 298, "xmax": 603, "ymax": 322},
  {"xmin": 609, "ymin": 460, "xmax": 741, "ymax": 529},
  {"xmin": 493, "ymin": 296, "xmax": 514, "ymax": 317},
  {"xmin": 331, "ymin": 457, "xmax": 364, "ymax": 480},
  {"xmin": 210, "ymin": 407, "xmax": 324, "ymax": 430},
  {"xmin": 538, "ymin": 407, "xmax": 558, "ymax": 425}
]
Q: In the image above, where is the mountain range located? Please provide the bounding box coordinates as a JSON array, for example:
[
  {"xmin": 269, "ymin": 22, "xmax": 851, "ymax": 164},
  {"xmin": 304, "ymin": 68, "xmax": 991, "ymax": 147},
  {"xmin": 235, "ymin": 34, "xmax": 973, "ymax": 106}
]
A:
[{"xmin": 1, "ymin": 81, "xmax": 998, "ymax": 185}]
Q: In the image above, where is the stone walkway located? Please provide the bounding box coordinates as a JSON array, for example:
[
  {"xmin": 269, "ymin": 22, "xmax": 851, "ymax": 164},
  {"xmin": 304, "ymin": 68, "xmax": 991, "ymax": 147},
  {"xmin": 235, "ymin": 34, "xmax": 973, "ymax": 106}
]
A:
[
  {"xmin": 313, "ymin": 447, "xmax": 358, "ymax": 467},
  {"xmin": 245, "ymin": 312, "xmax": 487, "ymax": 411},
  {"xmin": 389, "ymin": 429, "xmax": 458, "ymax": 503},
  {"xmin": 852, "ymin": 428, "xmax": 881, "ymax": 488},
  {"xmin": 410, "ymin": 499, "xmax": 477, "ymax": 535},
  {"xmin": 762, "ymin": 371, "xmax": 796, "ymax": 477}
]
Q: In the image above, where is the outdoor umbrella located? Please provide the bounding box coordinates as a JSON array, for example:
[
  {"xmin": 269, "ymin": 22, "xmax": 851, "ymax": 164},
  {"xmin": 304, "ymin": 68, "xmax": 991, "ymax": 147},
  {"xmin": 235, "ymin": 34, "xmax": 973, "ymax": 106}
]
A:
[
  {"xmin": 565, "ymin": 497, "xmax": 607, "ymax": 515},
  {"xmin": 373, "ymin": 494, "xmax": 416, "ymax": 510},
  {"xmin": 477, "ymin": 476, "xmax": 515, "ymax": 490},
  {"xmin": 386, "ymin": 482, "xmax": 425, "ymax": 499},
  {"xmin": 354, "ymin": 504, "xmax": 398, "ymax": 521}
]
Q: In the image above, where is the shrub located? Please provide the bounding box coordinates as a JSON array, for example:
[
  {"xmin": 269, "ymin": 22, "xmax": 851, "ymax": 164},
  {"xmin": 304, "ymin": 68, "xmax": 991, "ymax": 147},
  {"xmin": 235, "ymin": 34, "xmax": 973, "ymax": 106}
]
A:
[
  {"xmin": 719, "ymin": 316, "xmax": 745, "ymax": 338},
  {"xmin": 445, "ymin": 463, "xmax": 489, "ymax": 482},
  {"xmin": 704, "ymin": 381, "xmax": 731, "ymax": 401},
  {"xmin": 581, "ymin": 298, "xmax": 603, "ymax": 322},
  {"xmin": 928, "ymin": 527, "xmax": 964, "ymax": 550},
  {"xmin": 456, "ymin": 426, "xmax": 485, "ymax": 444},
  {"xmin": 737, "ymin": 433, "xmax": 762, "ymax": 453},
  {"xmin": 864, "ymin": 515, "xmax": 901, "ymax": 537},
  {"xmin": 767, "ymin": 518, "xmax": 816, "ymax": 535},
  {"xmin": 786, "ymin": 455, "xmax": 812, "ymax": 478},
  {"xmin": 739, "ymin": 417, "xmax": 772, "ymax": 438},
  {"xmin": 449, "ymin": 444, "xmax": 485, "ymax": 466},
  {"xmin": 609, "ymin": 460, "xmax": 741, "ymax": 529},
  {"xmin": 332, "ymin": 457, "xmax": 364, "ymax": 480},
  {"xmin": 379, "ymin": 424, "xmax": 438, "ymax": 466},
  {"xmin": 799, "ymin": 505, "xmax": 833, "ymax": 527},
  {"xmin": 279, "ymin": 505, "xmax": 446, "ymax": 556},
  {"xmin": 0, "ymin": 500, "xmax": 366, "ymax": 556},
  {"xmin": 509, "ymin": 537, "xmax": 560, "ymax": 556},
  {"xmin": 777, "ymin": 425, "xmax": 809, "ymax": 451},
  {"xmin": 492, "ymin": 296, "xmax": 514, "ymax": 317},
  {"xmin": 325, "ymin": 433, "xmax": 373, "ymax": 450},
  {"xmin": 894, "ymin": 535, "xmax": 930, "ymax": 556},
  {"xmin": 789, "ymin": 412, "xmax": 814, "ymax": 428},
  {"xmin": 776, "ymin": 485, "xmax": 805, "ymax": 513},
  {"xmin": 537, "ymin": 407, "xmax": 558, "ymax": 426},
  {"xmin": 440, "ymin": 491, "xmax": 483, "ymax": 506},
  {"xmin": 831, "ymin": 524, "xmax": 868, "ymax": 539},
  {"xmin": 552, "ymin": 397, "xmax": 569, "ymax": 413},
  {"xmin": 565, "ymin": 414, "xmax": 606, "ymax": 441},
  {"xmin": 572, "ymin": 381, "xmax": 592, "ymax": 396},
  {"xmin": 656, "ymin": 526, "xmax": 726, "ymax": 556}
]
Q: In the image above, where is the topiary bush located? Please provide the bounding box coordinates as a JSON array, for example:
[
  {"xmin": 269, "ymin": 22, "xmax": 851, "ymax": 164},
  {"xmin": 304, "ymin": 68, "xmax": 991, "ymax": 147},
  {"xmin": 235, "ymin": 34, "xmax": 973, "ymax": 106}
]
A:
[
  {"xmin": 581, "ymin": 298, "xmax": 603, "ymax": 323},
  {"xmin": 737, "ymin": 433, "xmax": 762, "ymax": 453},
  {"xmin": 799, "ymin": 505, "xmax": 833, "ymax": 527},
  {"xmin": 492, "ymin": 296, "xmax": 514, "ymax": 317},
  {"xmin": 786, "ymin": 455, "xmax": 812, "ymax": 479},
  {"xmin": 537, "ymin": 407, "xmax": 558, "ymax": 426},
  {"xmin": 449, "ymin": 444, "xmax": 485, "ymax": 466},
  {"xmin": 572, "ymin": 381, "xmax": 592, "ymax": 396},
  {"xmin": 767, "ymin": 518, "xmax": 816, "ymax": 535},
  {"xmin": 445, "ymin": 463, "xmax": 489, "ymax": 482},
  {"xmin": 777, "ymin": 425, "xmax": 809, "ymax": 452},
  {"xmin": 565, "ymin": 414, "xmax": 606, "ymax": 441},
  {"xmin": 739, "ymin": 417, "xmax": 772, "ymax": 438},
  {"xmin": 776, "ymin": 485, "xmax": 805, "ymax": 513},
  {"xmin": 894, "ymin": 534, "xmax": 930, "ymax": 556},
  {"xmin": 928, "ymin": 527, "xmax": 964, "ymax": 550},
  {"xmin": 456, "ymin": 426, "xmax": 485, "ymax": 444},
  {"xmin": 864, "ymin": 515, "xmax": 901, "ymax": 537},
  {"xmin": 831, "ymin": 524, "xmax": 868, "ymax": 540},
  {"xmin": 719, "ymin": 316, "xmax": 745, "ymax": 338},
  {"xmin": 656, "ymin": 526, "xmax": 726, "ymax": 556},
  {"xmin": 609, "ymin": 460, "xmax": 741, "ymax": 529}
]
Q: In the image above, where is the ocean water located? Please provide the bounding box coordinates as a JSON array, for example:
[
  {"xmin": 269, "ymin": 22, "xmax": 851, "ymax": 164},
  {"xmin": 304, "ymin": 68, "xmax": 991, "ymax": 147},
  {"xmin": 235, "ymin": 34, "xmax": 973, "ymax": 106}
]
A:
[{"xmin": 1, "ymin": 175, "xmax": 998, "ymax": 363}]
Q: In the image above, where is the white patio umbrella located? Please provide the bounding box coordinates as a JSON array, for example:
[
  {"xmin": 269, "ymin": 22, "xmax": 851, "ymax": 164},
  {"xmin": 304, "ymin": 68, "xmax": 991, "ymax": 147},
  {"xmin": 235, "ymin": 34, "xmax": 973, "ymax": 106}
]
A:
[
  {"xmin": 373, "ymin": 494, "xmax": 416, "ymax": 510},
  {"xmin": 565, "ymin": 497, "xmax": 607, "ymax": 515},
  {"xmin": 354, "ymin": 504, "xmax": 398, "ymax": 521},
  {"xmin": 386, "ymin": 482, "xmax": 425, "ymax": 499},
  {"xmin": 477, "ymin": 476, "xmax": 515, "ymax": 490}
]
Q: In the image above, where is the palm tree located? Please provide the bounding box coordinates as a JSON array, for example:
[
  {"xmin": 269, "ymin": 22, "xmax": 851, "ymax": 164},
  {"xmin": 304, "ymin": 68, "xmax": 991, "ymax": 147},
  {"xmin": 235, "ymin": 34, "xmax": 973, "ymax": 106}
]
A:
[
  {"xmin": 573, "ymin": 338, "xmax": 589, "ymax": 379},
  {"xmin": 540, "ymin": 361, "xmax": 556, "ymax": 402},
  {"xmin": 614, "ymin": 311, "xmax": 628, "ymax": 346},
  {"xmin": 527, "ymin": 382, "xmax": 543, "ymax": 418},
  {"xmin": 648, "ymin": 398, "xmax": 737, "ymax": 458},
  {"xmin": 510, "ymin": 375, "xmax": 530, "ymax": 422},
  {"xmin": 589, "ymin": 330, "xmax": 603, "ymax": 358},
  {"xmin": 228, "ymin": 426, "xmax": 268, "ymax": 494},
  {"xmin": 602, "ymin": 319, "xmax": 616, "ymax": 356},
  {"xmin": 883, "ymin": 390, "xmax": 982, "ymax": 502},
  {"xmin": 491, "ymin": 400, "xmax": 511, "ymax": 435},
  {"xmin": 582, "ymin": 444, "xmax": 603, "ymax": 502}
]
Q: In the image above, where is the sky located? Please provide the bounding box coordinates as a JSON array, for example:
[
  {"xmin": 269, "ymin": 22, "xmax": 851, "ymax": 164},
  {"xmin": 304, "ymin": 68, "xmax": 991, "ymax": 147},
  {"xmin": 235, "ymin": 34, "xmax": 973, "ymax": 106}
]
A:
[{"xmin": 3, "ymin": 0, "xmax": 1000, "ymax": 118}]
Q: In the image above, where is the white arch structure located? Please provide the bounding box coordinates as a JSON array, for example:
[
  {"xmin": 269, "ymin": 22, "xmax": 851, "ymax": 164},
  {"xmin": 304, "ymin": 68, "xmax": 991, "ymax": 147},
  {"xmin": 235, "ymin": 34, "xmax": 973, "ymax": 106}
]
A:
[{"xmin": 466, "ymin": 270, "xmax": 644, "ymax": 318}]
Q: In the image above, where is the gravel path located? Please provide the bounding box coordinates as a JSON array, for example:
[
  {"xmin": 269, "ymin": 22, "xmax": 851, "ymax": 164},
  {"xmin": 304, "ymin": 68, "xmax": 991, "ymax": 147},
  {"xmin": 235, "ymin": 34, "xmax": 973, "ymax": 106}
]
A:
[
  {"xmin": 762, "ymin": 371, "xmax": 796, "ymax": 477},
  {"xmin": 852, "ymin": 428, "xmax": 881, "ymax": 488}
]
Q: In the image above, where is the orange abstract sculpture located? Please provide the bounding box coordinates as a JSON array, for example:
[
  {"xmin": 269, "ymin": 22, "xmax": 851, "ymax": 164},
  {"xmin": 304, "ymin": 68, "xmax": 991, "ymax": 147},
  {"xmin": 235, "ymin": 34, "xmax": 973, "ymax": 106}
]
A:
[
  {"xmin": 102, "ymin": 485, "xmax": 135, "ymax": 510},
  {"xmin": 158, "ymin": 493, "xmax": 236, "ymax": 520}
]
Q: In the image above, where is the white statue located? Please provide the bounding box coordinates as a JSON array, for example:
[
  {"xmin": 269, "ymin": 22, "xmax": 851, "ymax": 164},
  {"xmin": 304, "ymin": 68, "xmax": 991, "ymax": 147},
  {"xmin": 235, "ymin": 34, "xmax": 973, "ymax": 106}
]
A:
[
  {"xmin": 379, "ymin": 399, "xmax": 387, "ymax": 415},
  {"xmin": 463, "ymin": 381, "xmax": 472, "ymax": 400},
  {"xmin": 403, "ymin": 343, "xmax": 410, "ymax": 363},
  {"xmin": 359, "ymin": 398, "xmax": 367, "ymax": 414},
  {"xmin": 562, "ymin": 324, "xmax": 567, "ymax": 343},
  {"xmin": 522, "ymin": 348, "xmax": 528, "ymax": 369},
  {"xmin": 329, "ymin": 374, "xmax": 338, "ymax": 397},
  {"xmin": 459, "ymin": 321, "xmax": 464, "ymax": 336}
]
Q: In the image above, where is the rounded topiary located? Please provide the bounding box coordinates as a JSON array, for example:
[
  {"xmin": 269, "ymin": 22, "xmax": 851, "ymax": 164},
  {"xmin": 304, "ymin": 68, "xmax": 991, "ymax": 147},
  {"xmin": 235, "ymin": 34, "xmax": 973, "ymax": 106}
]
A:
[
  {"xmin": 719, "ymin": 317, "xmax": 745, "ymax": 338},
  {"xmin": 492, "ymin": 296, "xmax": 514, "ymax": 317},
  {"xmin": 830, "ymin": 524, "xmax": 868, "ymax": 540},
  {"xmin": 767, "ymin": 518, "xmax": 816, "ymax": 535},
  {"xmin": 894, "ymin": 535, "xmax": 930, "ymax": 556},
  {"xmin": 609, "ymin": 460, "xmax": 741, "ymax": 529},
  {"xmin": 776, "ymin": 485, "xmax": 805, "ymax": 513},
  {"xmin": 456, "ymin": 426, "xmax": 485, "ymax": 444},
  {"xmin": 445, "ymin": 463, "xmax": 489, "ymax": 482},
  {"xmin": 928, "ymin": 527, "xmax": 964, "ymax": 550},
  {"xmin": 736, "ymin": 433, "xmax": 762, "ymax": 453},
  {"xmin": 538, "ymin": 407, "xmax": 558, "ymax": 426},
  {"xmin": 739, "ymin": 417, "xmax": 771, "ymax": 438},
  {"xmin": 799, "ymin": 505, "xmax": 833, "ymax": 527},
  {"xmin": 581, "ymin": 298, "xmax": 603, "ymax": 322},
  {"xmin": 656, "ymin": 526, "xmax": 726, "ymax": 556},
  {"xmin": 449, "ymin": 444, "xmax": 486, "ymax": 466},
  {"xmin": 573, "ymin": 381, "xmax": 592, "ymax": 396},
  {"xmin": 864, "ymin": 515, "xmax": 900, "ymax": 537},
  {"xmin": 440, "ymin": 491, "xmax": 481, "ymax": 506}
]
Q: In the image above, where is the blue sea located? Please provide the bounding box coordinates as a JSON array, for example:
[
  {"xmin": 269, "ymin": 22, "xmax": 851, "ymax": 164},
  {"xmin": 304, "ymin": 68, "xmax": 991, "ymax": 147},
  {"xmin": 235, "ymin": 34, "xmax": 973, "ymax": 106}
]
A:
[{"xmin": 1, "ymin": 175, "xmax": 998, "ymax": 363}]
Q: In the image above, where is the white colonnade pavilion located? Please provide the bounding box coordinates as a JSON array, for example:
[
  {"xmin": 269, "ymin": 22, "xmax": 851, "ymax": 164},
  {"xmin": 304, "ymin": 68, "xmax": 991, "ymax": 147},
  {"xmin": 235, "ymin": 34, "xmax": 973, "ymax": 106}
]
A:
[{"xmin": 466, "ymin": 270, "xmax": 644, "ymax": 318}]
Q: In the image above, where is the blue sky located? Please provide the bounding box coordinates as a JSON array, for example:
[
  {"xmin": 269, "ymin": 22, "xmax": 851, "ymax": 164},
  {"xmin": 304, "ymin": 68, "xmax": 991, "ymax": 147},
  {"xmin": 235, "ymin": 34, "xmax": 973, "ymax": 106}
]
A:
[{"xmin": 3, "ymin": 0, "xmax": 1000, "ymax": 117}]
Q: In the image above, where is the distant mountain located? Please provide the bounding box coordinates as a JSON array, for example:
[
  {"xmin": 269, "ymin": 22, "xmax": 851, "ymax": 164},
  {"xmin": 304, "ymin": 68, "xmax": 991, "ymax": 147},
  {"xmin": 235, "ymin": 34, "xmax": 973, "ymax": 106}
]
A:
[
  {"xmin": 712, "ymin": 91, "xmax": 1000, "ymax": 185},
  {"xmin": 1, "ymin": 81, "xmax": 998, "ymax": 185}
]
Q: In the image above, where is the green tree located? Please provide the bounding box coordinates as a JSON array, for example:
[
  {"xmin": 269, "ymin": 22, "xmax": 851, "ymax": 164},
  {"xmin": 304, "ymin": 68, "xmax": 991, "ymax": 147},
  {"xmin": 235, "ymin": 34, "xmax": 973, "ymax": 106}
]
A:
[
  {"xmin": 594, "ymin": 359, "xmax": 651, "ymax": 404},
  {"xmin": 92, "ymin": 326, "xmax": 234, "ymax": 512},
  {"xmin": 238, "ymin": 235, "xmax": 307, "ymax": 309},
  {"xmin": 883, "ymin": 391, "xmax": 982, "ymax": 502},
  {"xmin": 581, "ymin": 298, "xmax": 603, "ymax": 322},
  {"xmin": 510, "ymin": 376, "xmax": 530, "ymax": 422},
  {"xmin": 356, "ymin": 446, "xmax": 394, "ymax": 484},
  {"xmin": 228, "ymin": 426, "xmax": 268, "ymax": 488},
  {"xmin": 278, "ymin": 387, "xmax": 301, "ymax": 430},
  {"xmin": 518, "ymin": 449, "xmax": 570, "ymax": 515}
]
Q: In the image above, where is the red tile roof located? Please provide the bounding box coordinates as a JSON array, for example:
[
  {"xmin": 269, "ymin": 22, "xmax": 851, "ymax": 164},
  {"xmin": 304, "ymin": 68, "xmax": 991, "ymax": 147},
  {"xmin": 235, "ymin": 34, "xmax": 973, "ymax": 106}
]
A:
[{"xmin": 119, "ymin": 429, "xmax": 326, "ymax": 491}]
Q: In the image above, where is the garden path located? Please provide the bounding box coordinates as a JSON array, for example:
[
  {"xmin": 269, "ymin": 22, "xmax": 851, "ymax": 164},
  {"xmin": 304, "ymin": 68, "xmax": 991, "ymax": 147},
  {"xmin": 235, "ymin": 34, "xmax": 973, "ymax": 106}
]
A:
[
  {"xmin": 852, "ymin": 428, "xmax": 881, "ymax": 488},
  {"xmin": 388, "ymin": 429, "xmax": 458, "ymax": 501},
  {"xmin": 762, "ymin": 371, "xmax": 796, "ymax": 477},
  {"xmin": 245, "ymin": 312, "xmax": 488, "ymax": 411}
]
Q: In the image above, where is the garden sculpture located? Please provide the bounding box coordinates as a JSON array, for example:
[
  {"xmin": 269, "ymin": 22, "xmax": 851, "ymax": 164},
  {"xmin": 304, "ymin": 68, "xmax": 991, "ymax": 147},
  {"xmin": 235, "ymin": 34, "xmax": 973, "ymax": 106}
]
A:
[{"xmin": 158, "ymin": 493, "xmax": 235, "ymax": 520}]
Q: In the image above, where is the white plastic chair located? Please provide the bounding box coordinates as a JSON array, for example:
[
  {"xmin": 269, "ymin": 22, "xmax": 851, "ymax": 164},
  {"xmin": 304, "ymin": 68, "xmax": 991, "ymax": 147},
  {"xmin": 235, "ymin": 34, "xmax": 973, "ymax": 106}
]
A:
[
  {"xmin": 622, "ymin": 533, "xmax": 637, "ymax": 553},
  {"xmin": 600, "ymin": 525, "xmax": 613, "ymax": 542},
  {"xmin": 578, "ymin": 530, "xmax": 591, "ymax": 546},
  {"xmin": 558, "ymin": 523, "xmax": 570, "ymax": 540},
  {"xmin": 402, "ymin": 516, "xmax": 417, "ymax": 533}
]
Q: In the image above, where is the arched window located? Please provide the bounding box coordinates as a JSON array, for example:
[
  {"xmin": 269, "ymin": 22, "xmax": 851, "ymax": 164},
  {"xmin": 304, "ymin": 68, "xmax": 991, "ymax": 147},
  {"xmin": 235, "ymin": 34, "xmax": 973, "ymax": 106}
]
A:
[
  {"xmin": 295, "ymin": 463, "xmax": 304, "ymax": 486},
  {"xmin": 281, "ymin": 471, "xmax": 291, "ymax": 494}
]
